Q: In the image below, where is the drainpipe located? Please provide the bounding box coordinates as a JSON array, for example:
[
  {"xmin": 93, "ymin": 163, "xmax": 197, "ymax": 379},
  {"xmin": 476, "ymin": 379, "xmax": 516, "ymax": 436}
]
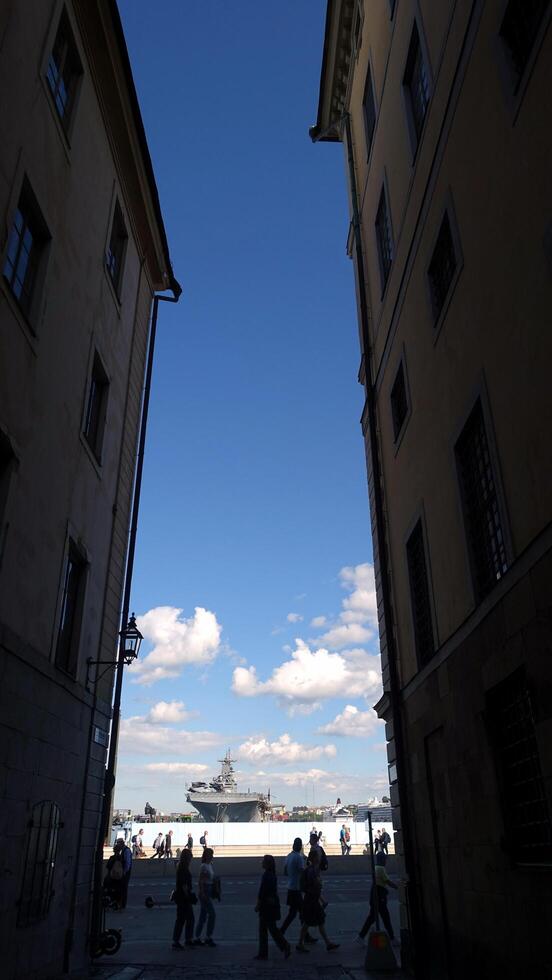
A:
[
  {"xmin": 89, "ymin": 278, "xmax": 181, "ymax": 953},
  {"xmin": 311, "ymin": 114, "xmax": 422, "ymax": 976}
]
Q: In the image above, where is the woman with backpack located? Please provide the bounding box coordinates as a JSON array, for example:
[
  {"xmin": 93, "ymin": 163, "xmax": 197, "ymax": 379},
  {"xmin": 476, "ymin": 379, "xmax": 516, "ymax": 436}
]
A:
[
  {"xmin": 171, "ymin": 848, "xmax": 197, "ymax": 949},
  {"xmin": 296, "ymin": 849, "xmax": 339, "ymax": 953},
  {"xmin": 254, "ymin": 854, "xmax": 291, "ymax": 960}
]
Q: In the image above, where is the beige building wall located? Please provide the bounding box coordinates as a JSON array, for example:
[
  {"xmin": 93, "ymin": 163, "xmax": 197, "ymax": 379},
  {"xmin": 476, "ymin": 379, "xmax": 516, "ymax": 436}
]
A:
[
  {"xmin": 0, "ymin": 2, "xmax": 176, "ymax": 977},
  {"xmin": 313, "ymin": 1, "xmax": 552, "ymax": 976}
]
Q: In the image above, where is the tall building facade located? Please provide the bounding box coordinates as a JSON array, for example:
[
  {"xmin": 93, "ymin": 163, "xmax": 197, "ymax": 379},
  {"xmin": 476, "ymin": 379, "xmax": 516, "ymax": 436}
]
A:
[
  {"xmin": 0, "ymin": 2, "xmax": 178, "ymax": 977},
  {"xmin": 312, "ymin": 2, "xmax": 552, "ymax": 976}
]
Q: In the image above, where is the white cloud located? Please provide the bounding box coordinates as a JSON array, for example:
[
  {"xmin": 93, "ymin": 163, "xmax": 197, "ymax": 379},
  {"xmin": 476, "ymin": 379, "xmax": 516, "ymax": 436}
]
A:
[
  {"xmin": 145, "ymin": 700, "xmax": 193, "ymax": 724},
  {"xmin": 317, "ymin": 704, "xmax": 383, "ymax": 738},
  {"xmin": 119, "ymin": 715, "xmax": 221, "ymax": 755},
  {"xmin": 287, "ymin": 612, "xmax": 303, "ymax": 623},
  {"xmin": 317, "ymin": 622, "xmax": 373, "ymax": 649},
  {"xmin": 238, "ymin": 734, "xmax": 336, "ymax": 765},
  {"xmin": 231, "ymin": 639, "xmax": 381, "ymax": 712},
  {"xmin": 310, "ymin": 615, "xmax": 327, "ymax": 627},
  {"xmin": 143, "ymin": 762, "xmax": 209, "ymax": 776},
  {"xmin": 129, "ymin": 606, "xmax": 222, "ymax": 685}
]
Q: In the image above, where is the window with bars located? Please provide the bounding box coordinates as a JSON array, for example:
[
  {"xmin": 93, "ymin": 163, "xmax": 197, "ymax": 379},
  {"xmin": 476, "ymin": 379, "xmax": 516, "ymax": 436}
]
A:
[
  {"xmin": 486, "ymin": 669, "xmax": 552, "ymax": 863},
  {"xmin": 428, "ymin": 211, "xmax": 457, "ymax": 322},
  {"xmin": 375, "ymin": 186, "xmax": 393, "ymax": 293},
  {"xmin": 499, "ymin": 0, "xmax": 550, "ymax": 91},
  {"xmin": 55, "ymin": 542, "xmax": 86, "ymax": 676},
  {"xmin": 406, "ymin": 519, "xmax": 434, "ymax": 667},
  {"xmin": 17, "ymin": 801, "xmax": 61, "ymax": 926},
  {"xmin": 3, "ymin": 179, "xmax": 49, "ymax": 319},
  {"xmin": 46, "ymin": 8, "xmax": 82, "ymax": 129},
  {"xmin": 106, "ymin": 201, "xmax": 127, "ymax": 296},
  {"xmin": 455, "ymin": 399, "xmax": 508, "ymax": 601},
  {"xmin": 363, "ymin": 66, "xmax": 376, "ymax": 158},
  {"xmin": 390, "ymin": 360, "xmax": 408, "ymax": 441},
  {"xmin": 403, "ymin": 23, "xmax": 430, "ymax": 149},
  {"xmin": 83, "ymin": 353, "xmax": 109, "ymax": 462}
]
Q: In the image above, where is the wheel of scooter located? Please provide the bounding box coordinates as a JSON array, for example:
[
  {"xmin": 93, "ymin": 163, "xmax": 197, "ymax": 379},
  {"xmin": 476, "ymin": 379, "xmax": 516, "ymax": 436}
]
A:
[
  {"xmin": 102, "ymin": 928, "xmax": 122, "ymax": 955},
  {"xmin": 145, "ymin": 895, "xmax": 155, "ymax": 908}
]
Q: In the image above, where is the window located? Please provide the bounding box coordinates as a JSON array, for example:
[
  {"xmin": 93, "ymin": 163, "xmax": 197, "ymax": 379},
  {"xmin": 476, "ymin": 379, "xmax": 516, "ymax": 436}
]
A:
[
  {"xmin": 3, "ymin": 179, "xmax": 49, "ymax": 318},
  {"xmin": 375, "ymin": 186, "xmax": 393, "ymax": 293},
  {"xmin": 428, "ymin": 211, "xmax": 457, "ymax": 321},
  {"xmin": 363, "ymin": 66, "xmax": 376, "ymax": 158},
  {"xmin": 83, "ymin": 353, "xmax": 109, "ymax": 462},
  {"xmin": 403, "ymin": 23, "xmax": 430, "ymax": 149},
  {"xmin": 406, "ymin": 519, "xmax": 434, "ymax": 667},
  {"xmin": 390, "ymin": 360, "xmax": 408, "ymax": 441},
  {"xmin": 18, "ymin": 801, "xmax": 61, "ymax": 927},
  {"xmin": 106, "ymin": 201, "xmax": 127, "ymax": 295},
  {"xmin": 486, "ymin": 669, "xmax": 552, "ymax": 863},
  {"xmin": 499, "ymin": 0, "xmax": 550, "ymax": 91},
  {"xmin": 55, "ymin": 542, "xmax": 86, "ymax": 675},
  {"xmin": 389, "ymin": 0, "xmax": 397, "ymax": 16},
  {"xmin": 455, "ymin": 399, "xmax": 508, "ymax": 601},
  {"xmin": 46, "ymin": 8, "xmax": 82, "ymax": 129}
]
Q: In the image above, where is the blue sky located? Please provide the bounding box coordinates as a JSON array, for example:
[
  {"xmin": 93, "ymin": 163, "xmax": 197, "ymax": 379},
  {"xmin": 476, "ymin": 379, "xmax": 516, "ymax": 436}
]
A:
[{"xmin": 115, "ymin": 0, "xmax": 387, "ymax": 813}]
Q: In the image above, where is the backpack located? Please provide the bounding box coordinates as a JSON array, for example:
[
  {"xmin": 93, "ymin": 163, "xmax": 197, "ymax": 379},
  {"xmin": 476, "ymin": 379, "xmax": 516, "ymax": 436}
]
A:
[
  {"xmin": 200, "ymin": 835, "xmax": 206, "ymax": 846},
  {"xmin": 131, "ymin": 834, "xmax": 137, "ymax": 844},
  {"xmin": 109, "ymin": 858, "xmax": 124, "ymax": 881}
]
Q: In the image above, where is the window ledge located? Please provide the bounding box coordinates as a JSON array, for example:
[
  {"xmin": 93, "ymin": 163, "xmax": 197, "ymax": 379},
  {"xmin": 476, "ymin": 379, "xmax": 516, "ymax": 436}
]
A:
[
  {"xmin": 103, "ymin": 262, "xmax": 122, "ymax": 316},
  {"xmin": 431, "ymin": 257, "xmax": 464, "ymax": 346},
  {"xmin": 79, "ymin": 431, "xmax": 103, "ymax": 479},
  {"xmin": 0, "ymin": 278, "xmax": 39, "ymax": 356},
  {"xmin": 40, "ymin": 74, "xmax": 73, "ymax": 164}
]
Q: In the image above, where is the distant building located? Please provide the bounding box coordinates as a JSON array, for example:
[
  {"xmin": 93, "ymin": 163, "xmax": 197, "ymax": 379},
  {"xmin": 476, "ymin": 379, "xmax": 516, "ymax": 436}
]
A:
[
  {"xmin": 0, "ymin": 2, "xmax": 177, "ymax": 978},
  {"xmin": 312, "ymin": 1, "xmax": 552, "ymax": 976}
]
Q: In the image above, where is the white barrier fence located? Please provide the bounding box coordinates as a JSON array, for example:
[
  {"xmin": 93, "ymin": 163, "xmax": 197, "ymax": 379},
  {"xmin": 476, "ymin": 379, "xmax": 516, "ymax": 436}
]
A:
[{"xmin": 114, "ymin": 819, "xmax": 393, "ymax": 850}]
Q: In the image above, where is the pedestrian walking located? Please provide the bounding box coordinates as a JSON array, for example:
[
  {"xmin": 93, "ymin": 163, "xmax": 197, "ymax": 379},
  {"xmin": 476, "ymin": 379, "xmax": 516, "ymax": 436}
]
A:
[
  {"xmin": 164, "ymin": 830, "xmax": 174, "ymax": 858},
  {"xmin": 380, "ymin": 829, "xmax": 391, "ymax": 854},
  {"xmin": 199, "ymin": 830, "xmax": 208, "ymax": 847},
  {"xmin": 171, "ymin": 848, "xmax": 196, "ymax": 949},
  {"xmin": 112, "ymin": 837, "xmax": 132, "ymax": 909},
  {"xmin": 103, "ymin": 839, "xmax": 126, "ymax": 909},
  {"xmin": 195, "ymin": 847, "xmax": 217, "ymax": 946},
  {"xmin": 374, "ymin": 829, "xmax": 382, "ymax": 853},
  {"xmin": 280, "ymin": 837, "xmax": 305, "ymax": 939},
  {"xmin": 254, "ymin": 854, "xmax": 291, "ymax": 960},
  {"xmin": 296, "ymin": 849, "xmax": 339, "ymax": 953},
  {"xmin": 344, "ymin": 825, "xmax": 351, "ymax": 855},
  {"xmin": 339, "ymin": 824, "xmax": 347, "ymax": 855},
  {"xmin": 131, "ymin": 828, "xmax": 145, "ymax": 857},
  {"xmin": 186, "ymin": 832, "xmax": 194, "ymax": 852},
  {"xmin": 151, "ymin": 832, "xmax": 164, "ymax": 858},
  {"xmin": 309, "ymin": 831, "xmax": 329, "ymax": 870},
  {"xmin": 356, "ymin": 852, "xmax": 397, "ymax": 943}
]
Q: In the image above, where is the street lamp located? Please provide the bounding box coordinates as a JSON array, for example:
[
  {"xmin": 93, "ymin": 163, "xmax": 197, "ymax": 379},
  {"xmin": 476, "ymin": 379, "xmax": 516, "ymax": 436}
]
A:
[{"xmin": 86, "ymin": 613, "xmax": 143, "ymax": 685}]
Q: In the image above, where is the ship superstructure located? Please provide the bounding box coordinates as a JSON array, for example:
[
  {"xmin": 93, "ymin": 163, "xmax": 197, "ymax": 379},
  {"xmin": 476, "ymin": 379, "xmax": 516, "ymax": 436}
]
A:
[{"xmin": 186, "ymin": 750, "xmax": 268, "ymax": 823}]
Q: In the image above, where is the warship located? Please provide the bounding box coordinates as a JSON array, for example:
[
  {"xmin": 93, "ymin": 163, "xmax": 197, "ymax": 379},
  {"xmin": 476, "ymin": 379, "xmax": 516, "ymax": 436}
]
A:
[{"xmin": 187, "ymin": 750, "xmax": 268, "ymax": 822}]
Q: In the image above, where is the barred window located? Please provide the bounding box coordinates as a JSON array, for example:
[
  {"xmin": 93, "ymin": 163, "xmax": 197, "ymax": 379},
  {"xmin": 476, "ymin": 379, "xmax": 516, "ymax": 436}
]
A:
[
  {"xmin": 3, "ymin": 179, "xmax": 49, "ymax": 318},
  {"xmin": 499, "ymin": 0, "xmax": 550, "ymax": 91},
  {"xmin": 106, "ymin": 201, "xmax": 127, "ymax": 295},
  {"xmin": 406, "ymin": 519, "xmax": 434, "ymax": 667},
  {"xmin": 486, "ymin": 670, "xmax": 552, "ymax": 863},
  {"xmin": 375, "ymin": 186, "xmax": 393, "ymax": 293},
  {"xmin": 363, "ymin": 66, "xmax": 376, "ymax": 157},
  {"xmin": 455, "ymin": 400, "xmax": 508, "ymax": 601},
  {"xmin": 18, "ymin": 801, "xmax": 61, "ymax": 927},
  {"xmin": 403, "ymin": 23, "xmax": 430, "ymax": 147},
  {"xmin": 390, "ymin": 361, "xmax": 408, "ymax": 441},
  {"xmin": 83, "ymin": 353, "xmax": 109, "ymax": 462},
  {"xmin": 428, "ymin": 212, "xmax": 457, "ymax": 321},
  {"xmin": 55, "ymin": 542, "xmax": 86, "ymax": 675},
  {"xmin": 46, "ymin": 8, "xmax": 82, "ymax": 128}
]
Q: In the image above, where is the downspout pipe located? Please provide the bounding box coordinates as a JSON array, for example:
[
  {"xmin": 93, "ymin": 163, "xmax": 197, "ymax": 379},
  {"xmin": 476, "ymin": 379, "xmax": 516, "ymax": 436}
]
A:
[
  {"xmin": 312, "ymin": 114, "xmax": 422, "ymax": 976},
  {"xmin": 90, "ymin": 279, "xmax": 181, "ymax": 953}
]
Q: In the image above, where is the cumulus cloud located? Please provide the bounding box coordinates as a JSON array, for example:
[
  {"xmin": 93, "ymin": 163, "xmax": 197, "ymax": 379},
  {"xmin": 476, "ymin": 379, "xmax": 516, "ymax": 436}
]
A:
[
  {"xmin": 231, "ymin": 639, "xmax": 381, "ymax": 713},
  {"xmin": 310, "ymin": 615, "xmax": 327, "ymax": 627},
  {"xmin": 129, "ymin": 606, "xmax": 222, "ymax": 685},
  {"xmin": 143, "ymin": 762, "xmax": 209, "ymax": 776},
  {"xmin": 310, "ymin": 563, "xmax": 378, "ymax": 649},
  {"xmin": 119, "ymin": 715, "xmax": 221, "ymax": 755},
  {"xmin": 317, "ymin": 622, "xmax": 373, "ymax": 649},
  {"xmin": 238, "ymin": 734, "xmax": 336, "ymax": 765},
  {"xmin": 287, "ymin": 613, "xmax": 303, "ymax": 623},
  {"xmin": 145, "ymin": 700, "xmax": 193, "ymax": 724},
  {"xmin": 317, "ymin": 704, "xmax": 383, "ymax": 738}
]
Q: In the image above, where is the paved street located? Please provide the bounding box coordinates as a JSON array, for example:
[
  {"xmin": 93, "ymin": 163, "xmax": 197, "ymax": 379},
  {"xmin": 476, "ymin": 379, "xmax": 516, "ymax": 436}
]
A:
[{"xmin": 83, "ymin": 871, "xmax": 402, "ymax": 980}]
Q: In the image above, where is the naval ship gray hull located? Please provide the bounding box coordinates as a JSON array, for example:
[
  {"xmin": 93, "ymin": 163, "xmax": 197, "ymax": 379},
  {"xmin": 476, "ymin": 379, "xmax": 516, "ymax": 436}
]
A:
[{"xmin": 187, "ymin": 793, "xmax": 263, "ymax": 823}]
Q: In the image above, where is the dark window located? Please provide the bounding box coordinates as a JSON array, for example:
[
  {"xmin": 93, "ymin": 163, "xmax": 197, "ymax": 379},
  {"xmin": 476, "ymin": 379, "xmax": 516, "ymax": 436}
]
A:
[
  {"xmin": 363, "ymin": 67, "xmax": 376, "ymax": 157},
  {"xmin": 55, "ymin": 543, "xmax": 86, "ymax": 675},
  {"xmin": 406, "ymin": 519, "xmax": 434, "ymax": 667},
  {"xmin": 106, "ymin": 201, "xmax": 127, "ymax": 295},
  {"xmin": 390, "ymin": 361, "xmax": 408, "ymax": 440},
  {"xmin": 499, "ymin": 0, "xmax": 550, "ymax": 90},
  {"xmin": 403, "ymin": 23, "xmax": 430, "ymax": 147},
  {"xmin": 83, "ymin": 354, "xmax": 109, "ymax": 462},
  {"xmin": 486, "ymin": 669, "xmax": 552, "ymax": 863},
  {"xmin": 18, "ymin": 801, "xmax": 61, "ymax": 927},
  {"xmin": 428, "ymin": 211, "xmax": 457, "ymax": 321},
  {"xmin": 46, "ymin": 8, "xmax": 82, "ymax": 128},
  {"xmin": 455, "ymin": 399, "xmax": 508, "ymax": 601},
  {"xmin": 375, "ymin": 186, "xmax": 393, "ymax": 293},
  {"xmin": 3, "ymin": 180, "xmax": 49, "ymax": 318}
]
